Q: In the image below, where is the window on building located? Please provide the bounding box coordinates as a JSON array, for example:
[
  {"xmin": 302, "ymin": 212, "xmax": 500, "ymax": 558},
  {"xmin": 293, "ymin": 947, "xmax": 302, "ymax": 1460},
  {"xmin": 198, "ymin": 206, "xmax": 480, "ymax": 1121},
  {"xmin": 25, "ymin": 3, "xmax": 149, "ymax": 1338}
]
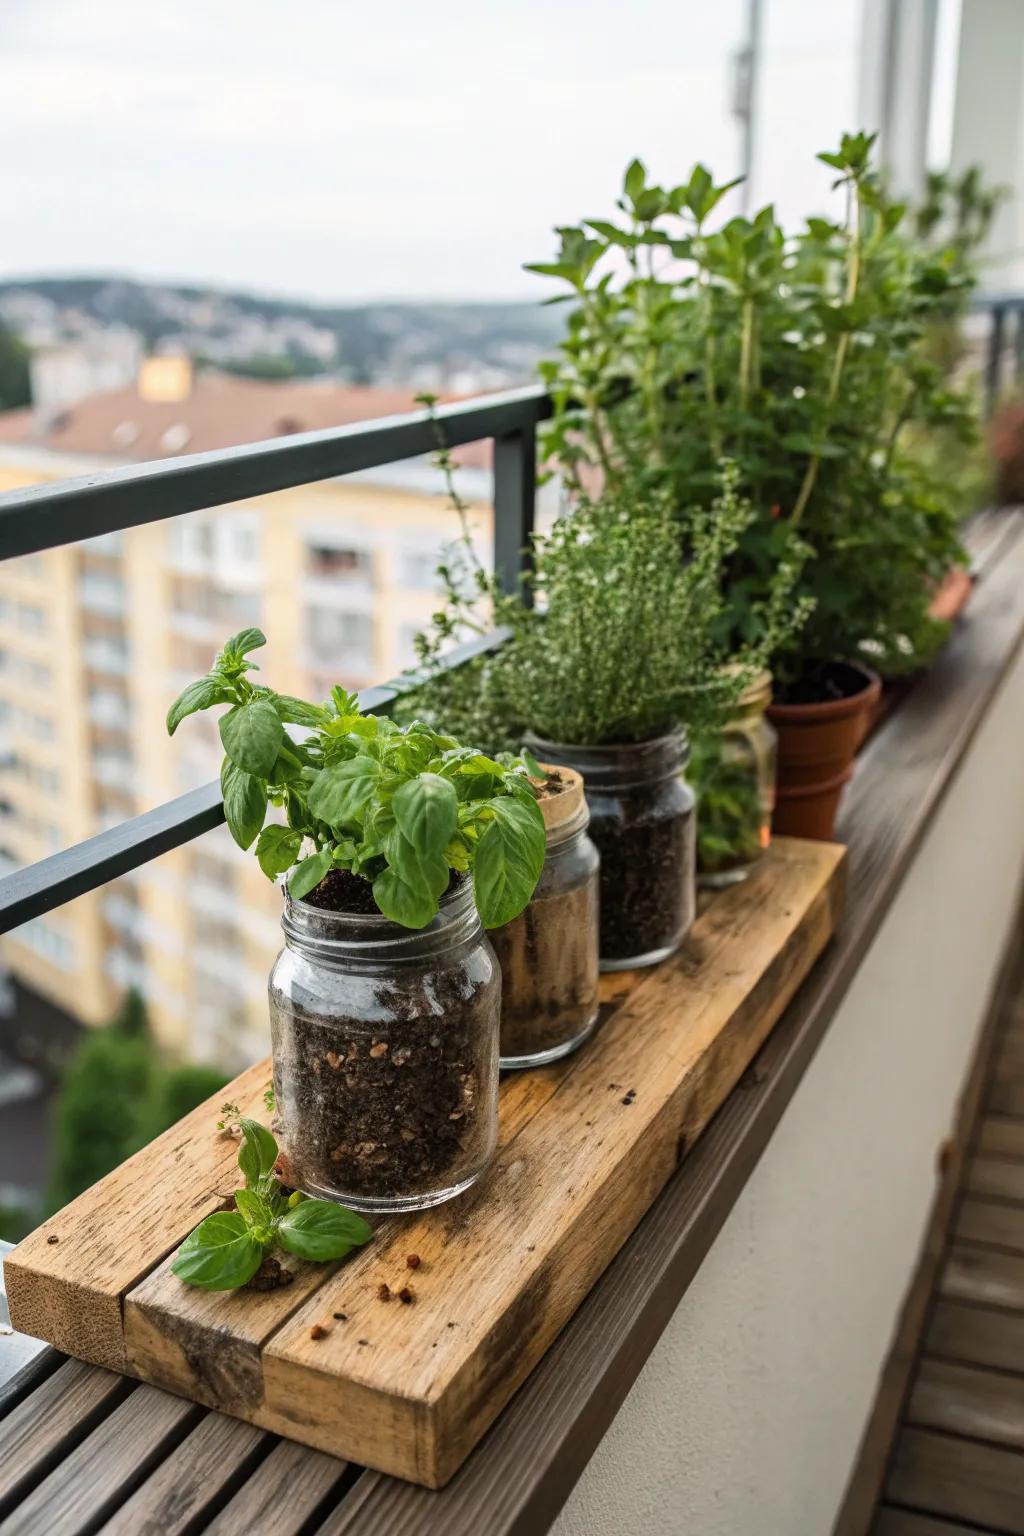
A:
[
  {"xmin": 306, "ymin": 606, "xmax": 375, "ymax": 666},
  {"xmin": 306, "ymin": 543, "xmax": 373, "ymax": 581}
]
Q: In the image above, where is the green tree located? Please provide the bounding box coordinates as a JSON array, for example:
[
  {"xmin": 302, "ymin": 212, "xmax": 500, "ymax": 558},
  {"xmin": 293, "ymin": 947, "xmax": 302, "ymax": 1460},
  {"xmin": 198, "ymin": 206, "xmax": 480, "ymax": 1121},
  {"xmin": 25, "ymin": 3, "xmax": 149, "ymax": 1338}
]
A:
[
  {"xmin": 46, "ymin": 992, "xmax": 228, "ymax": 1213},
  {"xmin": 137, "ymin": 1063, "xmax": 227, "ymax": 1145},
  {"xmin": 46, "ymin": 1026, "xmax": 153, "ymax": 1209},
  {"xmin": 0, "ymin": 324, "xmax": 31, "ymax": 410}
]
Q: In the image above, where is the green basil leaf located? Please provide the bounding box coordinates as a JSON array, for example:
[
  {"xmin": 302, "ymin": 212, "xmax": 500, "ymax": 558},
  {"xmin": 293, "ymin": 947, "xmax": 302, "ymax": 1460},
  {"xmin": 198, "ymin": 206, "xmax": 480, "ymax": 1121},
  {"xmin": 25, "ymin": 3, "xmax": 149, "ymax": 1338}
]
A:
[
  {"xmin": 273, "ymin": 695, "xmax": 328, "ymax": 728},
  {"xmin": 220, "ymin": 699, "xmax": 284, "ymax": 778},
  {"xmin": 219, "ymin": 627, "xmax": 267, "ymax": 662},
  {"xmin": 392, "ymin": 772, "xmax": 458, "ymax": 859},
  {"xmin": 234, "ymin": 1188, "xmax": 267, "ymax": 1228},
  {"xmin": 221, "ymin": 758, "xmax": 267, "ymax": 850},
  {"xmin": 305, "ymin": 756, "xmax": 380, "ymax": 827},
  {"xmin": 238, "ymin": 1117, "xmax": 279, "ymax": 1187},
  {"xmin": 166, "ymin": 674, "xmax": 233, "ymax": 736},
  {"xmin": 373, "ymin": 828, "xmax": 449, "ymax": 928},
  {"xmin": 288, "ymin": 847, "xmax": 333, "ymax": 900},
  {"xmin": 171, "ymin": 1211, "xmax": 265, "ymax": 1290},
  {"xmin": 472, "ymin": 796, "xmax": 546, "ymax": 928},
  {"xmin": 276, "ymin": 1198, "xmax": 373, "ymax": 1262},
  {"xmin": 256, "ymin": 824, "xmax": 303, "ymax": 879}
]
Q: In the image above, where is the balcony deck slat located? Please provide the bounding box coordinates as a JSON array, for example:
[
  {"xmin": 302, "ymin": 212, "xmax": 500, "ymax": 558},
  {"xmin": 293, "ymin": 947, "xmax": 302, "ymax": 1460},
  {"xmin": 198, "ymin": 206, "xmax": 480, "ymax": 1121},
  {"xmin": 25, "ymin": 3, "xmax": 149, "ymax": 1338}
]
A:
[
  {"xmin": 97, "ymin": 1411, "xmax": 268, "ymax": 1536},
  {"xmin": 0, "ymin": 1384, "xmax": 202, "ymax": 1536},
  {"xmin": 0, "ymin": 1358, "xmax": 131, "ymax": 1519},
  {"xmin": 202, "ymin": 1439, "xmax": 353, "ymax": 1536}
]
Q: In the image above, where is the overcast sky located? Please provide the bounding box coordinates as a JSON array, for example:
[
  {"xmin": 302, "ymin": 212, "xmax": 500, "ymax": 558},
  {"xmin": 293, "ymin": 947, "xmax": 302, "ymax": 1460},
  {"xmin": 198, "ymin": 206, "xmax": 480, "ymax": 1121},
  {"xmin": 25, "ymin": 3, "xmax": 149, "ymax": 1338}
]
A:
[{"xmin": 0, "ymin": 1, "xmax": 867, "ymax": 305}]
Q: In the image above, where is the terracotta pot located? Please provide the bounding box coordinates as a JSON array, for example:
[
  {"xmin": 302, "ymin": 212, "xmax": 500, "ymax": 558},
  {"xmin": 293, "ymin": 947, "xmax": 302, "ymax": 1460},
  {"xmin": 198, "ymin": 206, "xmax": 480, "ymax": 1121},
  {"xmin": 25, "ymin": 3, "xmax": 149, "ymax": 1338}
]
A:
[
  {"xmin": 929, "ymin": 565, "xmax": 973, "ymax": 624},
  {"xmin": 767, "ymin": 663, "xmax": 881, "ymax": 841}
]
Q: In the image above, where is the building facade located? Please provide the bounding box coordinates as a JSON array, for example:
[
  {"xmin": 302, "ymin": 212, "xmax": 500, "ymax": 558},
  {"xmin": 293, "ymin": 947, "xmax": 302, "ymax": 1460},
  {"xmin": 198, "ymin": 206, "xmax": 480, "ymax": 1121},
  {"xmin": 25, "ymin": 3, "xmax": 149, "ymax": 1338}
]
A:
[{"xmin": 0, "ymin": 373, "xmax": 495, "ymax": 1069}]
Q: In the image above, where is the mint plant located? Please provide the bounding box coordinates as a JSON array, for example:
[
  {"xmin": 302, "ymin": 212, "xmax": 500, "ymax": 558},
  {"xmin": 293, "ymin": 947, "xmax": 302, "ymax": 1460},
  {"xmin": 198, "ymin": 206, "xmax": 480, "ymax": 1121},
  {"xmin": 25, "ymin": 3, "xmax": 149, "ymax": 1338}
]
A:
[
  {"xmin": 527, "ymin": 134, "xmax": 979, "ymax": 685},
  {"xmin": 172, "ymin": 1118, "xmax": 371, "ymax": 1290},
  {"xmin": 167, "ymin": 629, "xmax": 545, "ymax": 929}
]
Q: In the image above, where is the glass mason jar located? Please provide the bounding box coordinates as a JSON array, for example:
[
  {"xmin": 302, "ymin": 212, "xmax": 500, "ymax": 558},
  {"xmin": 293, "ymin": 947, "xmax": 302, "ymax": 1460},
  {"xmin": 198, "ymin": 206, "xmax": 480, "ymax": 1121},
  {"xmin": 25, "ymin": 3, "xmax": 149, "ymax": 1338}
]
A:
[
  {"xmin": 693, "ymin": 671, "xmax": 777, "ymax": 889},
  {"xmin": 268, "ymin": 878, "xmax": 500, "ymax": 1214},
  {"xmin": 490, "ymin": 766, "xmax": 600, "ymax": 1069},
  {"xmin": 526, "ymin": 732, "xmax": 696, "ymax": 972}
]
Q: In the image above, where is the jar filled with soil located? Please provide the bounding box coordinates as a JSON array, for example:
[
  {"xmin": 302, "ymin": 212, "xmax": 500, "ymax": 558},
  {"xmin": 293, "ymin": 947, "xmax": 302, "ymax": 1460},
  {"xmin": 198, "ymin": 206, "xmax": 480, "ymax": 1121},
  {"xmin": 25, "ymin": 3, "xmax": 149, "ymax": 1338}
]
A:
[
  {"xmin": 692, "ymin": 671, "xmax": 777, "ymax": 888},
  {"xmin": 525, "ymin": 732, "xmax": 695, "ymax": 972},
  {"xmin": 490, "ymin": 766, "xmax": 600, "ymax": 1069},
  {"xmin": 268, "ymin": 873, "xmax": 500, "ymax": 1214}
]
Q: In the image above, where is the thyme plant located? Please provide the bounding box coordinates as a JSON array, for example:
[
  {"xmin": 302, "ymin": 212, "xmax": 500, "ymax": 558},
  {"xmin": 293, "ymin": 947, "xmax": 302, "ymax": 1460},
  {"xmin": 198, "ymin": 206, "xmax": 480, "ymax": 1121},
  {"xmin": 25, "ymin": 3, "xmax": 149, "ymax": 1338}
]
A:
[{"xmin": 403, "ymin": 458, "xmax": 806, "ymax": 750}]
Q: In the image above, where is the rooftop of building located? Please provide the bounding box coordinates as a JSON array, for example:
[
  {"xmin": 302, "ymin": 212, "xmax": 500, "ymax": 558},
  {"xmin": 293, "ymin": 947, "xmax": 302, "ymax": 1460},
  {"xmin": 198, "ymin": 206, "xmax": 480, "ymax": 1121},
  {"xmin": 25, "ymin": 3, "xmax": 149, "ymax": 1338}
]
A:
[{"xmin": 0, "ymin": 362, "xmax": 491, "ymax": 471}]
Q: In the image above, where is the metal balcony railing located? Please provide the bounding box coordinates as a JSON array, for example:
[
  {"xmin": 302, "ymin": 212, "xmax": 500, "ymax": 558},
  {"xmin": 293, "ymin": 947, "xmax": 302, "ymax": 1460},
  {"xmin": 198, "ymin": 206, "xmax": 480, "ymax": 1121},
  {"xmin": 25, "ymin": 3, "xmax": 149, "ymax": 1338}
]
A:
[
  {"xmin": 975, "ymin": 291, "xmax": 1024, "ymax": 414},
  {"xmin": 0, "ymin": 385, "xmax": 549, "ymax": 933},
  {"xmin": 0, "ymin": 287, "xmax": 1017, "ymax": 939}
]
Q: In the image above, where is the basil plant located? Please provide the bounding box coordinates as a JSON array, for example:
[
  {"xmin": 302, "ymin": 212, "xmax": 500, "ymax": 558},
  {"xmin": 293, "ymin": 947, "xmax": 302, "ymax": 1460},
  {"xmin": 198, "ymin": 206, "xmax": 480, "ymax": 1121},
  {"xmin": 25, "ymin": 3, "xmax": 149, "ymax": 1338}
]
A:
[
  {"xmin": 173, "ymin": 1117, "xmax": 371, "ymax": 1290},
  {"xmin": 167, "ymin": 628, "xmax": 546, "ymax": 929}
]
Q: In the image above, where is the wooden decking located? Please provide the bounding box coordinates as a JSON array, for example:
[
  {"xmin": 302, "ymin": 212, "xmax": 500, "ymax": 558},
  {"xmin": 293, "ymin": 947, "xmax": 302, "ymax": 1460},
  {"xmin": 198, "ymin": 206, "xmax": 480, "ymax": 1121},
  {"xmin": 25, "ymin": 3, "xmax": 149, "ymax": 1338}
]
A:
[{"xmin": 872, "ymin": 944, "xmax": 1024, "ymax": 1535}]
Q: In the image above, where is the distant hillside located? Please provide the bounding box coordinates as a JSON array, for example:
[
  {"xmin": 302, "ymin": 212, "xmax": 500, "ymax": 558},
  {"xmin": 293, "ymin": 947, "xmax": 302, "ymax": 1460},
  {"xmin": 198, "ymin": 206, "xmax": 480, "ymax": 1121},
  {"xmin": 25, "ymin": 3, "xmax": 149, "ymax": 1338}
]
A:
[{"xmin": 0, "ymin": 276, "xmax": 566, "ymax": 389}]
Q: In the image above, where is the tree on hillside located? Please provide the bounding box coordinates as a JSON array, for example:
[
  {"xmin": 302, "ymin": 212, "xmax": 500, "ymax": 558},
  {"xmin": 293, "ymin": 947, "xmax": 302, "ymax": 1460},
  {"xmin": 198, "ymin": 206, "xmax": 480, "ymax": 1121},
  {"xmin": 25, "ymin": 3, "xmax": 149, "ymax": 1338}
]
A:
[{"xmin": 0, "ymin": 324, "xmax": 31, "ymax": 411}]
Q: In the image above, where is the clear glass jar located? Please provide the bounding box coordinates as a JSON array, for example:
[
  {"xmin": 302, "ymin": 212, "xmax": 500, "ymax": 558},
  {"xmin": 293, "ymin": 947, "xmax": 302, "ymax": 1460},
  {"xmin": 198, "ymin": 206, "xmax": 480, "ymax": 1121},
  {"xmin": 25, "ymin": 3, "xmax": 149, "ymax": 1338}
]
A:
[
  {"xmin": 693, "ymin": 671, "xmax": 777, "ymax": 889},
  {"xmin": 490, "ymin": 766, "xmax": 600, "ymax": 1069},
  {"xmin": 268, "ymin": 878, "xmax": 500, "ymax": 1214},
  {"xmin": 526, "ymin": 732, "xmax": 696, "ymax": 972}
]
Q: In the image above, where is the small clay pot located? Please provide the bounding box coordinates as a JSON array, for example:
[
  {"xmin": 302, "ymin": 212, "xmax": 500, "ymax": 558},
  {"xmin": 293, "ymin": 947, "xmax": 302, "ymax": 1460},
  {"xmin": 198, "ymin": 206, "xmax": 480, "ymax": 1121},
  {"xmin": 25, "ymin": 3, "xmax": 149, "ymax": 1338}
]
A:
[
  {"xmin": 929, "ymin": 566, "xmax": 973, "ymax": 624},
  {"xmin": 767, "ymin": 662, "xmax": 881, "ymax": 841}
]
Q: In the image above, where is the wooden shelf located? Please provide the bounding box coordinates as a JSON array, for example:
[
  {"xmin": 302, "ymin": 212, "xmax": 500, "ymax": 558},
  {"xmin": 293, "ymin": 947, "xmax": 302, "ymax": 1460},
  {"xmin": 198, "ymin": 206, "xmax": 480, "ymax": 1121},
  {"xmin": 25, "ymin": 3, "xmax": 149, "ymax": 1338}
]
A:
[{"xmin": 5, "ymin": 837, "xmax": 844, "ymax": 1488}]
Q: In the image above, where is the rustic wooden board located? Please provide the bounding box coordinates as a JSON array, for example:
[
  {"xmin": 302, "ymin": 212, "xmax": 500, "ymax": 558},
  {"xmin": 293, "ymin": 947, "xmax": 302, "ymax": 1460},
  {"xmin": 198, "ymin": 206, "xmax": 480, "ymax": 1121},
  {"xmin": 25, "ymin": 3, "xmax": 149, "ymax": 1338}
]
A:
[{"xmin": 4, "ymin": 837, "xmax": 844, "ymax": 1487}]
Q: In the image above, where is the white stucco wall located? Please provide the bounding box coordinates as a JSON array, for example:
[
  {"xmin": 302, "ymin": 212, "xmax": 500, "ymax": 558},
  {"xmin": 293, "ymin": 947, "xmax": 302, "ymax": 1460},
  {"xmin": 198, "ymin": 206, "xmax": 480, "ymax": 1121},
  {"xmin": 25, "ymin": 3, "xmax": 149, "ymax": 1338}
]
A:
[{"xmin": 554, "ymin": 640, "xmax": 1024, "ymax": 1536}]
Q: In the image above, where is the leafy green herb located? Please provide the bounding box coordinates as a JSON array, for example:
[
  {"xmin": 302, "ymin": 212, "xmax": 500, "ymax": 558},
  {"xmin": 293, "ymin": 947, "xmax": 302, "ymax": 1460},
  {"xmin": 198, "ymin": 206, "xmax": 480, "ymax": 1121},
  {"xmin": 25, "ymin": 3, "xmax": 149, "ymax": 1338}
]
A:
[
  {"xmin": 168, "ymin": 637, "xmax": 545, "ymax": 929},
  {"xmin": 403, "ymin": 448, "xmax": 803, "ymax": 749},
  {"xmin": 525, "ymin": 135, "xmax": 982, "ymax": 684},
  {"xmin": 171, "ymin": 1119, "xmax": 371, "ymax": 1292}
]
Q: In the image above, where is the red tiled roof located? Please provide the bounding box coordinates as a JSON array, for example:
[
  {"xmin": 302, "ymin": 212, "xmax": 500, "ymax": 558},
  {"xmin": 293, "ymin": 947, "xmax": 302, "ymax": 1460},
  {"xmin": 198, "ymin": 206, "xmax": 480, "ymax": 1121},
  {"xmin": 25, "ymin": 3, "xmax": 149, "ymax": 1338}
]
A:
[
  {"xmin": 0, "ymin": 408, "xmax": 33, "ymax": 444},
  {"xmin": 0, "ymin": 375, "xmax": 492, "ymax": 468}
]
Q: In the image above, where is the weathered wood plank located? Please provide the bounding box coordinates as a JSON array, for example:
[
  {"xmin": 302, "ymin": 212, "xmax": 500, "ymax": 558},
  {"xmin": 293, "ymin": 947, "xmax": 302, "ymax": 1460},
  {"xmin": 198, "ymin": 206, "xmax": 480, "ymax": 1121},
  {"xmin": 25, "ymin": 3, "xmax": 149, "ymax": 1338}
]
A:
[
  {"xmin": 927, "ymin": 1300, "xmax": 1024, "ymax": 1377},
  {"xmin": 978, "ymin": 1118, "xmax": 1024, "ymax": 1160},
  {"xmin": 4, "ymin": 1059, "xmax": 273, "ymax": 1371},
  {"xmin": 122, "ymin": 1052, "xmax": 580, "ymax": 1415},
  {"xmin": 1, "ymin": 1383, "xmax": 200, "ymax": 1536},
  {"xmin": 955, "ymin": 1196, "xmax": 1024, "ymax": 1255},
  {"xmin": 257, "ymin": 840, "xmax": 842, "ymax": 1485},
  {"xmin": 988, "ymin": 1079, "xmax": 1024, "ymax": 1118},
  {"xmin": 885, "ymin": 1426, "xmax": 1024, "ymax": 1534},
  {"xmin": 98, "ymin": 1410, "xmax": 267, "ymax": 1535},
  {"xmin": 967, "ymin": 1157, "xmax": 1024, "ymax": 1203},
  {"xmin": 873, "ymin": 1509, "xmax": 1000, "ymax": 1536},
  {"xmin": 118, "ymin": 838, "xmax": 842, "ymax": 1487},
  {"xmin": 908, "ymin": 1358, "xmax": 1024, "ymax": 1450},
  {"xmin": 942, "ymin": 1246, "xmax": 1024, "ymax": 1311},
  {"xmin": 204, "ymin": 1438, "xmax": 350, "ymax": 1536},
  {"xmin": 0, "ymin": 1357, "xmax": 131, "ymax": 1518}
]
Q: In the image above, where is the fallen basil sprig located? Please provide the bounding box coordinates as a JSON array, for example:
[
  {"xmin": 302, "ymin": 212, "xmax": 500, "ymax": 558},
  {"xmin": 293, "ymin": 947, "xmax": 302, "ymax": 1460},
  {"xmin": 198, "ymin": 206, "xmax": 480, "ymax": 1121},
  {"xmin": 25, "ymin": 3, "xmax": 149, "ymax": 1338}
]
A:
[{"xmin": 172, "ymin": 1118, "xmax": 372, "ymax": 1291}]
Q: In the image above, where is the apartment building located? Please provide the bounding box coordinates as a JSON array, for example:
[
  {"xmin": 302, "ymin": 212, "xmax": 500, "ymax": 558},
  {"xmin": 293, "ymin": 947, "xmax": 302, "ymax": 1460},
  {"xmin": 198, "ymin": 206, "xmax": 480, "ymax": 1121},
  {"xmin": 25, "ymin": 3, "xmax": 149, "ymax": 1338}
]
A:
[{"xmin": 0, "ymin": 364, "xmax": 495, "ymax": 1069}]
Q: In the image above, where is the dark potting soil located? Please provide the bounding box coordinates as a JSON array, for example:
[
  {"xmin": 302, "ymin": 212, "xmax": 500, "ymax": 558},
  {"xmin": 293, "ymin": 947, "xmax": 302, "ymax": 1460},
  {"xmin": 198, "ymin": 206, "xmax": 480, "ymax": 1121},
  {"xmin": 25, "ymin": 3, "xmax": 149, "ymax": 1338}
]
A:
[
  {"xmin": 774, "ymin": 660, "xmax": 874, "ymax": 707},
  {"xmin": 491, "ymin": 876, "xmax": 599, "ymax": 1059},
  {"xmin": 275, "ymin": 960, "xmax": 495, "ymax": 1202},
  {"xmin": 590, "ymin": 808, "xmax": 694, "ymax": 963},
  {"xmin": 303, "ymin": 867, "xmax": 466, "ymax": 916}
]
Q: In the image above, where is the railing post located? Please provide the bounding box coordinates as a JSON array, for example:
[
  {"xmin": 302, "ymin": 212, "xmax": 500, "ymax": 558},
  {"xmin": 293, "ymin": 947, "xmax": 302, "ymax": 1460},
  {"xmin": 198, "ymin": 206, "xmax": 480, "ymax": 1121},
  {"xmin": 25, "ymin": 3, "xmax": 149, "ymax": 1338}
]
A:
[
  {"xmin": 1014, "ymin": 305, "xmax": 1024, "ymax": 387},
  {"xmin": 986, "ymin": 304, "xmax": 1007, "ymax": 417},
  {"xmin": 492, "ymin": 425, "xmax": 536, "ymax": 603}
]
